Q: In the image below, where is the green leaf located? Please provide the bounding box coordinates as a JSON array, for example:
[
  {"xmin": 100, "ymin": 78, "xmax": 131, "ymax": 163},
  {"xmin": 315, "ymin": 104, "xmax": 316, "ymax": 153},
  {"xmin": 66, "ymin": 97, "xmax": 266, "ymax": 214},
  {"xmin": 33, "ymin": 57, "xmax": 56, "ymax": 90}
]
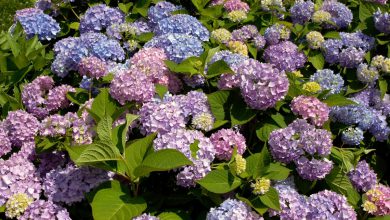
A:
[
  {"xmin": 323, "ymin": 31, "xmax": 340, "ymax": 39},
  {"xmin": 164, "ymin": 58, "xmax": 200, "ymax": 75},
  {"xmin": 323, "ymin": 94, "xmax": 357, "ymax": 107},
  {"xmin": 76, "ymin": 141, "xmax": 121, "ymax": 164},
  {"xmin": 359, "ymin": 2, "xmax": 373, "ymax": 22},
  {"xmin": 379, "ymin": 79, "xmax": 388, "ymax": 99},
  {"xmin": 135, "ymin": 32, "xmax": 154, "ymax": 42},
  {"xmin": 113, "ymin": 114, "xmax": 139, "ymax": 153},
  {"xmin": 155, "ymin": 84, "xmax": 168, "ymax": 99},
  {"xmin": 236, "ymin": 195, "xmax": 268, "ymax": 215},
  {"xmin": 325, "ymin": 166, "xmax": 361, "ymax": 207},
  {"xmin": 263, "ymin": 163, "xmax": 291, "ymax": 180},
  {"xmin": 212, "ymin": 120, "xmax": 229, "ymax": 130},
  {"xmin": 158, "ymin": 212, "xmax": 183, "ymax": 220},
  {"xmin": 91, "ymin": 188, "xmax": 146, "ymax": 220},
  {"xmin": 247, "ymin": 43, "xmax": 257, "ymax": 59},
  {"xmin": 91, "ymin": 89, "xmax": 119, "ymax": 120},
  {"xmin": 190, "ymin": 140, "xmax": 200, "ymax": 159},
  {"xmin": 308, "ymin": 52, "xmax": 325, "ymax": 70},
  {"xmin": 118, "ymin": 2, "xmax": 133, "ymax": 14},
  {"xmin": 204, "ymin": 46, "xmax": 220, "ymax": 65},
  {"xmin": 69, "ymin": 22, "xmax": 80, "ymax": 30},
  {"xmin": 132, "ymin": 0, "xmax": 151, "ymax": 17},
  {"xmin": 256, "ymin": 123, "xmax": 279, "ymax": 142},
  {"xmin": 368, "ymin": 216, "xmax": 390, "ymax": 220},
  {"xmin": 97, "ymin": 116, "xmax": 113, "ymax": 142},
  {"xmin": 206, "ymin": 60, "xmax": 234, "ymax": 79},
  {"xmin": 0, "ymin": 205, "xmax": 4, "ymax": 212},
  {"xmin": 270, "ymin": 113, "xmax": 287, "ymax": 128},
  {"xmin": 66, "ymin": 89, "xmax": 89, "ymax": 105},
  {"xmin": 246, "ymin": 146, "xmax": 271, "ymax": 178},
  {"xmin": 259, "ymin": 187, "xmax": 280, "ymax": 210},
  {"xmin": 330, "ymin": 148, "xmax": 355, "ymax": 172},
  {"xmin": 125, "ymin": 133, "xmax": 157, "ymax": 179},
  {"xmin": 207, "ymin": 90, "xmax": 231, "ymax": 121},
  {"xmin": 230, "ymin": 95, "xmax": 256, "ymax": 126},
  {"xmin": 66, "ymin": 145, "xmax": 89, "ymax": 162},
  {"xmin": 197, "ymin": 169, "xmax": 242, "ymax": 194},
  {"xmin": 134, "ymin": 149, "xmax": 192, "ymax": 177}
]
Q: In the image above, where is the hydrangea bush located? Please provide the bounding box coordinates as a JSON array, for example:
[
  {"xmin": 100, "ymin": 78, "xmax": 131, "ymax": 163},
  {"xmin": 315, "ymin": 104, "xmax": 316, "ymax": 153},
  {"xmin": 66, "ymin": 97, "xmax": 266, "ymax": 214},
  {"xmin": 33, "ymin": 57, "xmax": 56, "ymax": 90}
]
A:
[{"xmin": 0, "ymin": 0, "xmax": 389, "ymax": 219}]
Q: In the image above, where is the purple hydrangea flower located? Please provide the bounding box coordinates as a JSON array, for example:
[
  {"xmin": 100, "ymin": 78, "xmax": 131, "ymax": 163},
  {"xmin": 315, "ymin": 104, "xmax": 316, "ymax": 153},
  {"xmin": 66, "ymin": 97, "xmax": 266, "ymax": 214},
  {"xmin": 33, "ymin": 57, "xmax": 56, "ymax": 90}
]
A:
[
  {"xmin": 300, "ymin": 128, "xmax": 332, "ymax": 156},
  {"xmin": 0, "ymin": 153, "xmax": 42, "ymax": 206},
  {"xmin": 269, "ymin": 126, "xmax": 304, "ymax": 163},
  {"xmin": 133, "ymin": 213, "xmax": 159, "ymax": 220},
  {"xmin": 263, "ymin": 41, "xmax": 306, "ymax": 72},
  {"xmin": 321, "ymin": 39, "xmax": 343, "ymax": 64},
  {"xmin": 309, "ymin": 69, "xmax": 344, "ymax": 95},
  {"xmin": 91, "ymin": 39, "xmax": 125, "ymax": 62},
  {"xmin": 223, "ymin": 0, "xmax": 250, "ymax": 12},
  {"xmin": 374, "ymin": 10, "xmax": 390, "ymax": 34},
  {"xmin": 348, "ymin": 160, "xmax": 377, "ymax": 192},
  {"xmin": 71, "ymin": 99, "xmax": 96, "ymax": 145},
  {"xmin": 43, "ymin": 163, "xmax": 111, "ymax": 204},
  {"xmin": 37, "ymin": 151, "xmax": 69, "ymax": 178},
  {"xmin": 210, "ymin": 128, "xmax": 247, "ymax": 161},
  {"xmin": 340, "ymin": 31, "xmax": 375, "ymax": 51},
  {"xmin": 40, "ymin": 113, "xmax": 76, "ymax": 137},
  {"xmin": 79, "ymin": 4, "xmax": 124, "ymax": 33},
  {"xmin": 154, "ymin": 129, "xmax": 215, "ymax": 187},
  {"xmin": 46, "ymin": 85, "xmax": 75, "ymax": 112},
  {"xmin": 110, "ymin": 68, "xmax": 155, "ymax": 105},
  {"xmin": 264, "ymin": 24, "xmax": 291, "ymax": 45},
  {"xmin": 0, "ymin": 122, "xmax": 12, "ymax": 157},
  {"xmin": 231, "ymin": 25, "xmax": 258, "ymax": 42},
  {"xmin": 290, "ymin": 0, "xmax": 315, "ymax": 24},
  {"xmin": 154, "ymin": 14, "xmax": 210, "ymax": 41},
  {"xmin": 320, "ymin": 1, "xmax": 353, "ymax": 29},
  {"xmin": 338, "ymin": 47, "xmax": 365, "ymax": 68},
  {"xmin": 20, "ymin": 200, "xmax": 71, "ymax": 220},
  {"xmin": 22, "ymin": 76, "xmax": 54, "ymax": 119},
  {"xmin": 238, "ymin": 59, "xmax": 289, "ymax": 110},
  {"xmin": 139, "ymin": 100, "xmax": 186, "ymax": 135},
  {"xmin": 78, "ymin": 56, "xmax": 108, "ymax": 79},
  {"xmin": 144, "ymin": 33, "xmax": 204, "ymax": 63},
  {"xmin": 15, "ymin": 8, "xmax": 60, "ymax": 41},
  {"xmin": 3, "ymin": 110, "xmax": 39, "ymax": 146},
  {"xmin": 206, "ymin": 199, "xmax": 263, "ymax": 220},
  {"xmin": 148, "ymin": 1, "xmax": 182, "ymax": 26},
  {"xmin": 291, "ymin": 95, "xmax": 330, "ymax": 126},
  {"xmin": 307, "ymin": 190, "xmax": 357, "ymax": 220},
  {"xmin": 269, "ymin": 180, "xmax": 309, "ymax": 219},
  {"xmin": 295, "ymin": 157, "xmax": 333, "ymax": 180},
  {"xmin": 341, "ymin": 127, "xmax": 364, "ymax": 145}
]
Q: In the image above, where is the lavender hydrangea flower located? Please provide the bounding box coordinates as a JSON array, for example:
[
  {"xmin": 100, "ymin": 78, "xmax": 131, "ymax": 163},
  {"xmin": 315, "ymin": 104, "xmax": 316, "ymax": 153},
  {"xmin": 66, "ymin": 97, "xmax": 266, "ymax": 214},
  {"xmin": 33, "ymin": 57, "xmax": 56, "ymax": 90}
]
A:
[
  {"xmin": 307, "ymin": 190, "xmax": 357, "ymax": 220},
  {"xmin": 43, "ymin": 163, "xmax": 111, "ymax": 204},
  {"xmin": 295, "ymin": 157, "xmax": 333, "ymax": 180},
  {"xmin": 71, "ymin": 99, "xmax": 96, "ymax": 145},
  {"xmin": 210, "ymin": 128, "xmax": 247, "ymax": 161},
  {"xmin": 91, "ymin": 39, "xmax": 125, "ymax": 62},
  {"xmin": 133, "ymin": 213, "xmax": 159, "ymax": 220},
  {"xmin": 263, "ymin": 41, "xmax": 306, "ymax": 72},
  {"xmin": 238, "ymin": 59, "xmax": 289, "ymax": 110},
  {"xmin": 20, "ymin": 200, "xmax": 71, "ymax": 220},
  {"xmin": 320, "ymin": 1, "xmax": 353, "ymax": 29},
  {"xmin": 310, "ymin": 69, "xmax": 344, "ymax": 95},
  {"xmin": 338, "ymin": 47, "xmax": 365, "ymax": 68},
  {"xmin": 269, "ymin": 180, "xmax": 309, "ymax": 219},
  {"xmin": 374, "ymin": 10, "xmax": 390, "ymax": 34},
  {"xmin": 321, "ymin": 39, "xmax": 343, "ymax": 64},
  {"xmin": 15, "ymin": 8, "xmax": 60, "ymax": 41},
  {"xmin": 78, "ymin": 56, "xmax": 108, "ymax": 79},
  {"xmin": 0, "ymin": 153, "xmax": 42, "ymax": 206},
  {"xmin": 40, "ymin": 113, "xmax": 76, "ymax": 137},
  {"xmin": 154, "ymin": 129, "xmax": 215, "ymax": 187},
  {"xmin": 3, "ymin": 110, "xmax": 39, "ymax": 146},
  {"xmin": 291, "ymin": 95, "xmax": 330, "ymax": 127},
  {"xmin": 139, "ymin": 101, "xmax": 186, "ymax": 135},
  {"xmin": 110, "ymin": 68, "xmax": 155, "ymax": 105},
  {"xmin": 148, "ymin": 1, "xmax": 182, "ymax": 26},
  {"xmin": 46, "ymin": 85, "xmax": 75, "ymax": 112},
  {"xmin": 342, "ymin": 127, "xmax": 364, "ymax": 145},
  {"xmin": 330, "ymin": 104, "xmax": 377, "ymax": 130},
  {"xmin": 223, "ymin": 0, "xmax": 250, "ymax": 12},
  {"xmin": 348, "ymin": 160, "xmax": 377, "ymax": 192},
  {"xmin": 0, "ymin": 122, "xmax": 12, "ymax": 157},
  {"xmin": 269, "ymin": 126, "xmax": 304, "ymax": 163},
  {"xmin": 22, "ymin": 76, "xmax": 54, "ymax": 119},
  {"xmin": 231, "ymin": 25, "xmax": 258, "ymax": 42},
  {"xmin": 154, "ymin": 14, "xmax": 210, "ymax": 41},
  {"xmin": 206, "ymin": 199, "xmax": 263, "ymax": 220},
  {"xmin": 79, "ymin": 4, "xmax": 125, "ymax": 33},
  {"xmin": 300, "ymin": 128, "xmax": 332, "ymax": 156},
  {"xmin": 264, "ymin": 24, "xmax": 291, "ymax": 45},
  {"xmin": 340, "ymin": 31, "xmax": 375, "ymax": 51},
  {"xmin": 290, "ymin": 0, "xmax": 315, "ymax": 24},
  {"xmin": 144, "ymin": 33, "xmax": 204, "ymax": 63}
]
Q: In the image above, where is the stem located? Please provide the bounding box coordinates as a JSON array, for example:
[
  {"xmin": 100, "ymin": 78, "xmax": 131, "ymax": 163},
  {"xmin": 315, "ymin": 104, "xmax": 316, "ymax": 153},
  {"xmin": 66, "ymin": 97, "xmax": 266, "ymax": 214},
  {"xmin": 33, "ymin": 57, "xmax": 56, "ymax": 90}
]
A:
[{"xmin": 70, "ymin": 7, "xmax": 80, "ymax": 20}]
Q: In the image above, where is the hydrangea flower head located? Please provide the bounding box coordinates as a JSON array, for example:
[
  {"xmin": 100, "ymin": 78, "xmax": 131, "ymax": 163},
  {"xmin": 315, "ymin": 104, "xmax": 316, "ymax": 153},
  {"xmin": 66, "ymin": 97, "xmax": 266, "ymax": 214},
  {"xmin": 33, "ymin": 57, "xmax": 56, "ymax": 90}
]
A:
[
  {"xmin": 320, "ymin": 1, "xmax": 353, "ymax": 29},
  {"xmin": 290, "ymin": 0, "xmax": 315, "ymax": 24},
  {"xmin": 223, "ymin": 0, "xmax": 250, "ymax": 12},
  {"xmin": 211, "ymin": 28, "xmax": 232, "ymax": 43},
  {"xmin": 133, "ymin": 213, "xmax": 160, "ymax": 220},
  {"xmin": 365, "ymin": 184, "xmax": 390, "ymax": 216},
  {"xmin": 374, "ymin": 10, "xmax": 390, "ymax": 34},
  {"xmin": 263, "ymin": 41, "xmax": 306, "ymax": 72},
  {"xmin": 206, "ymin": 199, "xmax": 263, "ymax": 220},
  {"xmin": 154, "ymin": 14, "xmax": 210, "ymax": 41},
  {"xmin": 303, "ymin": 82, "xmax": 321, "ymax": 93},
  {"xmin": 22, "ymin": 76, "xmax": 54, "ymax": 119},
  {"xmin": 312, "ymin": 10, "xmax": 332, "ymax": 24},
  {"xmin": 357, "ymin": 63, "xmax": 379, "ymax": 84},
  {"xmin": 79, "ymin": 4, "xmax": 124, "ymax": 33},
  {"xmin": 342, "ymin": 127, "xmax": 364, "ymax": 145},
  {"xmin": 210, "ymin": 128, "xmax": 247, "ymax": 161},
  {"xmin": 295, "ymin": 157, "xmax": 333, "ymax": 180},
  {"xmin": 78, "ymin": 56, "xmax": 108, "ymax": 79},
  {"xmin": 15, "ymin": 8, "xmax": 60, "ymax": 41},
  {"xmin": 5, "ymin": 193, "xmax": 33, "ymax": 219},
  {"xmin": 234, "ymin": 154, "xmax": 246, "ymax": 175},
  {"xmin": 0, "ymin": 122, "xmax": 12, "ymax": 157},
  {"xmin": 20, "ymin": 200, "xmax": 71, "ymax": 220},
  {"xmin": 148, "ymin": 1, "xmax": 182, "ymax": 26},
  {"xmin": 264, "ymin": 23, "xmax": 291, "ymax": 45},
  {"xmin": 291, "ymin": 95, "xmax": 330, "ymax": 126},
  {"xmin": 192, "ymin": 112, "xmax": 215, "ymax": 132},
  {"xmin": 3, "ymin": 110, "xmax": 39, "ymax": 146},
  {"xmin": 348, "ymin": 160, "xmax": 377, "ymax": 192},
  {"xmin": 310, "ymin": 69, "xmax": 344, "ymax": 95},
  {"xmin": 251, "ymin": 178, "xmax": 271, "ymax": 195},
  {"xmin": 227, "ymin": 10, "xmax": 248, "ymax": 22},
  {"xmin": 239, "ymin": 59, "xmax": 289, "ymax": 110},
  {"xmin": 306, "ymin": 31, "xmax": 325, "ymax": 49}
]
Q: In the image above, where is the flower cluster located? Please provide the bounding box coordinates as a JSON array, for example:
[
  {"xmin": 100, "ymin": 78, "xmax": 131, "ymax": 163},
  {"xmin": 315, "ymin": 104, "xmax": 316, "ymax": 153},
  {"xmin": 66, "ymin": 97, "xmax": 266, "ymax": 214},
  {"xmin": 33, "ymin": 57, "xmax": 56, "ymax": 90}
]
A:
[
  {"xmin": 15, "ymin": 8, "xmax": 60, "ymax": 41},
  {"xmin": 269, "ymin": 119, "xmax": 333, "ymax": 180},
  {"xmin": 20, "ymin": 200, "xmax": 71, "ymax": 220},
  {"xmin": 206, "ymin": 199, "xmax": 263, "ymax": 220},
  {"xmin": 364, "ymin": 184, "xmax": 390, "ymax": 216},
  {"xmin": 263, "ymin": 41, "xmax": 306, "ymax": 72},
  {"xmin": 210, "ymin": 128, "xmax": 247, "ymax": 161},
  {"xmin": 374, "ymin": 10, "xmax": 390, "ymax": 34},
  {"xmin": 291, "ymin": 95, "xmax": 330, "ymax": 126},
  {"xmin": 290, "ymin": 0, "xmax": 315, "ymax": 24},
  {"xmin": 348, "ymin": 160, "xmax": 377, "ymax": 192},
  {"xmin": 79, "ymin": 4, "xmax": 124, "ymax": 33}
]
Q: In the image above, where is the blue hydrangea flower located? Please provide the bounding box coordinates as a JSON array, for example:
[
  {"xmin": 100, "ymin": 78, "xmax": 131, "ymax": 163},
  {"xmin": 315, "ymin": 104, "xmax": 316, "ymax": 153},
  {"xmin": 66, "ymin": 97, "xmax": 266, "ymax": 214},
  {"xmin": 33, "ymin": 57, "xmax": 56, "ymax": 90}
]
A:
[
  {"xmin": 154, "ymin": 14, "xmax": 210, "ymax": 41},
  {"xmin": 79, "ymin": 4, "xmax": 124, "ymax": 33},
  {"xmin": 374, "ymin": 9, "xmax": 390, "ymax": 34},
  {"xmin": 309, "ymin": 69, "xmax": 344, "ymax": 95},
  {"xmin": 145, "ymin": 33, "xmax": 204, "ymax": 63},
  {"xmin": 342, "ymin": 127, "xmax": 364, "ymax": 145},
  {"xmin": 206, "ymin": 199, "xmax": 263, "ymax": 219},
  {"xmin": 290, "ymin": 0, "xmax": 315, "ymax": 24},
  {"xmin": 321, "ymin": 39, "xmax": 343, "ymax": 64},
  {"xmin": 320, "ymin": 1, "xmax": 353, "ymax": 29},
  {"xmin": 148, "ymin": 1, "xmax": 182, "ymax": 26},
  {"xmin": 340, "ymin": 31, "xmax": 375, "ymax": 51},
  {"xmin": 15, "ymin": 8, "xmax": 60, "ymax": 41},
  {"xmin": 91, "ymin": 39, "xmax": 125, "ymax": 62}
]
